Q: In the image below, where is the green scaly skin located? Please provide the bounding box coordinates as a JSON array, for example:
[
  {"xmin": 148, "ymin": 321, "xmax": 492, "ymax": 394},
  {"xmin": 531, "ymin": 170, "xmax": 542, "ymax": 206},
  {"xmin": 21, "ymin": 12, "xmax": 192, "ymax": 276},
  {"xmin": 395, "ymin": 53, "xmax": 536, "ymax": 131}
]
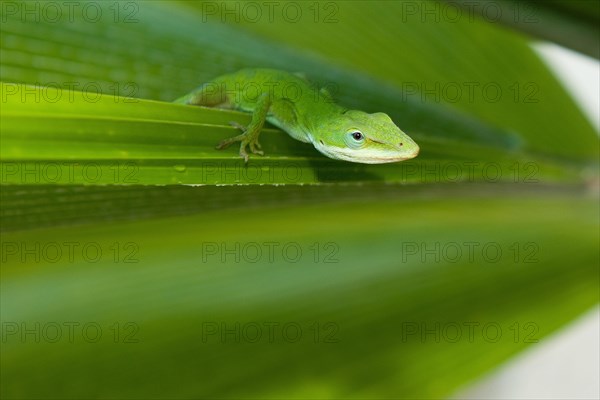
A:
[{"xmin": 174, "ymin": 68, "xmax": 420, "ymax": 163}]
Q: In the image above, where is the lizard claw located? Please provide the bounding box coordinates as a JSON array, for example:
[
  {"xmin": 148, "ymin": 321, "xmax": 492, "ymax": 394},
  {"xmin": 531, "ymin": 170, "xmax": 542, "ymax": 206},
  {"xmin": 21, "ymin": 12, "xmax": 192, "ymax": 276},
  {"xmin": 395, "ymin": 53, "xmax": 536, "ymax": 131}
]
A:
[
  {"xmin": 229, "ymin": 121, "xmax": 247, "ymax": 131},
  {"xmin": 249, "ymin": 141, "xmax": 264, "ymax": 156},
  {"xmin": 239, "ymin": 144, "xmax": 249, "ymax": 164},
  {"xmin": 216, "ymin": 136, "xmax": 238, "ymax": 150}
]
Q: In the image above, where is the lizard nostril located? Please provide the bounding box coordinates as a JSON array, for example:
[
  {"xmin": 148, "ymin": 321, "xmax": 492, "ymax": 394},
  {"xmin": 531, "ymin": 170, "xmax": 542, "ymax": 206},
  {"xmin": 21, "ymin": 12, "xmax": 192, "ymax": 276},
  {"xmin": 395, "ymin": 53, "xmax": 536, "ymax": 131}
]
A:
[{"xmin": 399, "ymin": 142, "xmax": 403, "ymax": 147}]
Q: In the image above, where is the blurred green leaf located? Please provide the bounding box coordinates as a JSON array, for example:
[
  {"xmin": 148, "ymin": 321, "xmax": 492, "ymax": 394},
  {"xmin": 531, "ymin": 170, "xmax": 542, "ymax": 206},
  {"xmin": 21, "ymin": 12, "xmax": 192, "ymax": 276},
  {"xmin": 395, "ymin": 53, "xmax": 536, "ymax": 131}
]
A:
[
  {"xmin": 2, "ymin": 185, "xmax": 598, "ymax": 398},
  {"xmin": 441, "ymin": 0, "xmax": 600, "ymax": 59}
]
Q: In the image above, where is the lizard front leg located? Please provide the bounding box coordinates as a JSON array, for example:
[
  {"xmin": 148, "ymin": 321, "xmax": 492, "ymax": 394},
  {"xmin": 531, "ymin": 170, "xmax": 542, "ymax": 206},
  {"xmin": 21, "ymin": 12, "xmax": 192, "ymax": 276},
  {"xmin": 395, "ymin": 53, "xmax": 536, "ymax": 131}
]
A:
[{"xmin": 216, "ymin": 92, "xmax": 270, "ymax": 163}]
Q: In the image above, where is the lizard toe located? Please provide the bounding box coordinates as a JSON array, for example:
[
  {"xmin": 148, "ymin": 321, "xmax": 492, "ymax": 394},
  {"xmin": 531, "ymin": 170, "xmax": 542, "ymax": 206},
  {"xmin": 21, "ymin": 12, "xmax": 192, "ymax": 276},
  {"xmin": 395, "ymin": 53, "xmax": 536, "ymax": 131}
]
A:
[{"xmin": 229, "ymin": 121, "xmax": 247, "ymax": 131}]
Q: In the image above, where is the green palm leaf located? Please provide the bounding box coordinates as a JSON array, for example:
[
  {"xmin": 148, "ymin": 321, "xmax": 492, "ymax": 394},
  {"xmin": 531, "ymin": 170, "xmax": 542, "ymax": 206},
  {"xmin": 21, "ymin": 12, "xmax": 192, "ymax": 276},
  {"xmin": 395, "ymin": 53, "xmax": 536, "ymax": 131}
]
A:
[{"xmin": 1, "ymin": 1, "xmax": 598, "ymax": 398}]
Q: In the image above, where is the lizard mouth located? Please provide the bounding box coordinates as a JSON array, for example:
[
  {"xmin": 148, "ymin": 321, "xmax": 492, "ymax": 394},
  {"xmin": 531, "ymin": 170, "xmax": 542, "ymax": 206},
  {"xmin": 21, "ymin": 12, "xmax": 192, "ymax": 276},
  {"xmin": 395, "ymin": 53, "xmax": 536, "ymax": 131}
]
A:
[
  {"xmin": 314, "ymin": 142, "xmax": 420, "ymax": 164},
  {"xmin": 357, "ymin": 144, "xmax": 420, "ymax": 163}
]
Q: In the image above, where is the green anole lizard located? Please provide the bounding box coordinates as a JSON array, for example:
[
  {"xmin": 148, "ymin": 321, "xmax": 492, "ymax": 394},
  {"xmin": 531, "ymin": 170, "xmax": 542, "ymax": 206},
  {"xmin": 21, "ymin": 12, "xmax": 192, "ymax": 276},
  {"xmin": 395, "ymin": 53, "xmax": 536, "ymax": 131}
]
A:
[{"xmin": 174, "ymin": 68, "xmax": 419, "ymax": 163}]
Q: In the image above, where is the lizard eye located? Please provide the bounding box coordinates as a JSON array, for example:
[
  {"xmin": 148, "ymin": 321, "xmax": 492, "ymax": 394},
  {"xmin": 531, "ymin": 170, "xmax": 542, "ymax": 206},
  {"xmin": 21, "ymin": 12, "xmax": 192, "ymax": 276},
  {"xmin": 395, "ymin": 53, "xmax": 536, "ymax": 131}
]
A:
[
  {"xmin": 345, "ymin": 130, "xmax": 365, "ymax": 149},
  {"xmin": 351, "ymin": 131, "xmax": 364, "ymax": 141}
]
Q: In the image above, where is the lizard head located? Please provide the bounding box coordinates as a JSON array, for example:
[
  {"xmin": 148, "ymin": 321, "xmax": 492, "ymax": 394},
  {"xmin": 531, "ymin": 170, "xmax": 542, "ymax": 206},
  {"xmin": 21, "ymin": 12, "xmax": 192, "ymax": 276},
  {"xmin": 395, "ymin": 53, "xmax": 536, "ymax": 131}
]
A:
[{"xmin": 312, "ymin": 110, "xmax": 420, "ymax": 164}]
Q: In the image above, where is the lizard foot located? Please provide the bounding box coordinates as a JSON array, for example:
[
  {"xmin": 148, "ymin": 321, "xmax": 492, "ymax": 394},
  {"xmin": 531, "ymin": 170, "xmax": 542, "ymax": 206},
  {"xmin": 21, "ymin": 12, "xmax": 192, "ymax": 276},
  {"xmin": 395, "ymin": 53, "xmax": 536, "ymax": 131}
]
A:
[{"xmin": 216, "ymin": 123, "xmax": 264, "ymax": 163}]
